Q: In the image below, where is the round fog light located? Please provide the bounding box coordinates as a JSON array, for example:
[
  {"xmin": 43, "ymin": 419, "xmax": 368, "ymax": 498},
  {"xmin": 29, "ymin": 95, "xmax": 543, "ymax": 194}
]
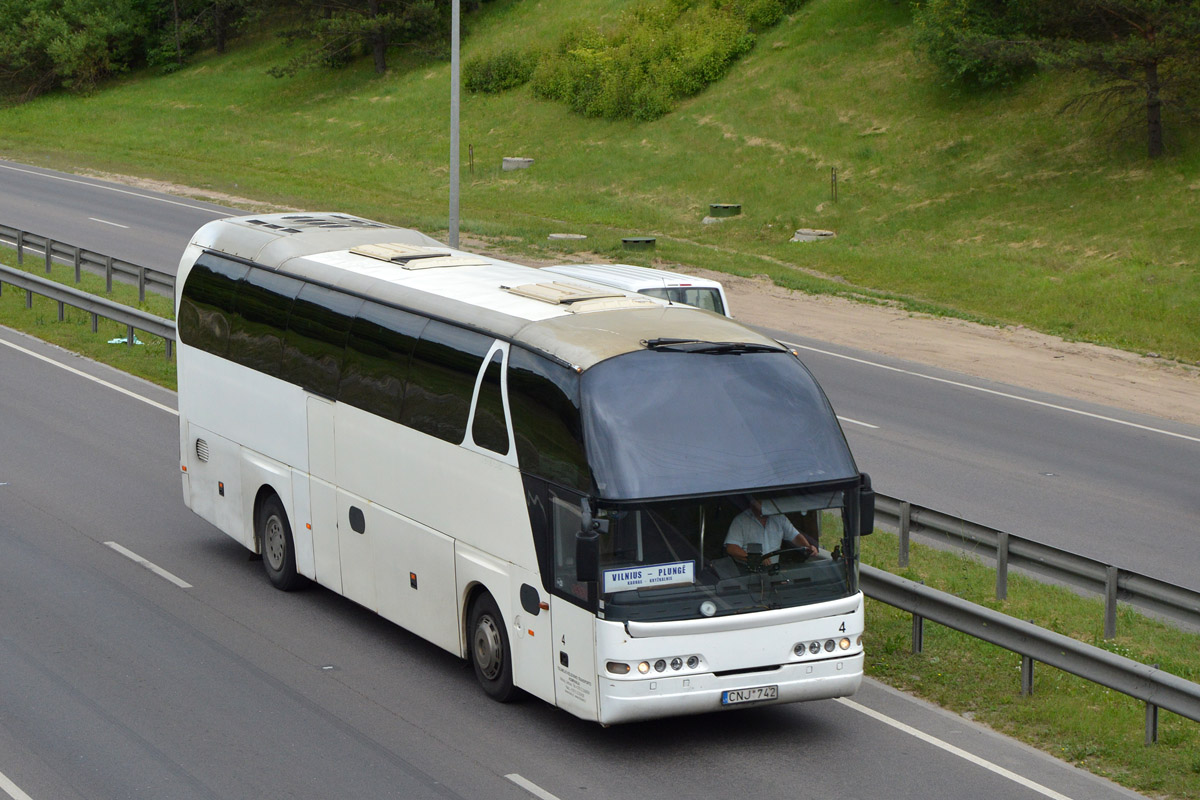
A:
[
  {"xmin": 824, "ymin": 639, "xmax": 836, "ymax": 652},
  {"xmin": 638, "ymin": 661, "xmax": 650, "ymax": 674},
  {"xmin": 809, "ymin": 641, "xmax": 821, "ymax": 655},
  {"xmin": 654, "ymin": 659, "xmax": 666, "ymax": 672},
  {"xmin": 687, "ymin": 656, "xmax": 699, "ymax": 669},
  {"xmin": 794, "ymin": 643, "xmax": 805, "ymax": 657},
  {"xmin": 839, "ymin": 638, "xmax": 851, "ymax": 650},
  {"xmin": 671, "ymin": 657, "xmax": 683, "ymax": 670}
]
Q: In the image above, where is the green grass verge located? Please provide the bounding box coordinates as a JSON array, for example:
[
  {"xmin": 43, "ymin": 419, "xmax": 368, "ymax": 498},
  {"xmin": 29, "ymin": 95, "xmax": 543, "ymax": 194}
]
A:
[
  {"xmin": 0, "ymin": 0, "xmax": 1197, "ymax": 362},
  {"xmin": 861, "ymin": 531, "xmax": 1200, "ymax": 799},
  {"xmin": 0, "ymin": 248, "xmax": 177, "ymax": 389}
]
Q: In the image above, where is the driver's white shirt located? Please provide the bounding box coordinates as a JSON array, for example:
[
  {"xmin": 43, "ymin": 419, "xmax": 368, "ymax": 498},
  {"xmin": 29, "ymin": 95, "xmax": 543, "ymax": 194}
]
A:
[{"xmin": 724, "ymin": 510, "xmax": 801, "ymax": 553}]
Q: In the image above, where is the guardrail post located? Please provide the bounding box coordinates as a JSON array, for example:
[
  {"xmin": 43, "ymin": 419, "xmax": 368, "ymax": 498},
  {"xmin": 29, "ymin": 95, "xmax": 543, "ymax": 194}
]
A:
[
  {"xmin": 912, "ymin": 612, "xmax": 924, "ymax": 654},
  {"xmin": 91, "ymin": 313, "xmax": 98, "ymax": 333},
  {"xmin": 899, "ymin": 501, "xmax": 911, "ymax": 567},
  {"xmin": 138, "ymin": 268, "xmax": 146, "ymax": 303},
  {"xmin": 165, "ymin": 338, "xmax": 173, "ymax": 360},
  {"xmin": 1021, "ymin": 655, "xmax": 1034, "ymax": 696},
  {"xmin": 25, "ymin": 288, "xmax": 33, "ymax": 309},
  {"xmin": 127, "ymin": 325, "xmax": 135, "ymax": 348},
  {"xmin": 16, "ymin": 230, "xmax": 24, "ymax": 265},
  {"xmin": 45, "ymin": 239, "xmax": 54, "ymax": 274},
  {"xmin": 73, "ymin": 246, "xmax": 82, "ymax": 283},
  {"xmin": 57, "ymin": 300, "xmax": 65, "ymax": 322},
  {"xmin": 1146, "ymin": 663, "xmax": 1160, "ymax": 745},
  {"xmin": 105, "ymin": 256, "xmax": 114, "ymax": 293},
  {"xmin": 996, "ymin": 531, "xmax": 1009, "ymax": 601},
  {"xmin": 1105, "ymin": 566, "xmax": 1119, "ymax": 639}
]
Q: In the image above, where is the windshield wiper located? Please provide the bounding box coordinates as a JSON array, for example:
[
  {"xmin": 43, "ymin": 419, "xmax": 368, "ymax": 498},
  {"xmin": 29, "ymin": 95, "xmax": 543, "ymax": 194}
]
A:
[{"xmin": 642, "ymin": 338, "xmax": 785, "ymax": 354}]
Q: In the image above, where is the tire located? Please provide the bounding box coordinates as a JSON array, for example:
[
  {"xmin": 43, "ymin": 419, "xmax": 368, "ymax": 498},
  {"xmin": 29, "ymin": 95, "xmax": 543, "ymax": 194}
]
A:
[
  {"xmin": 468, "ymin": 592, "xmax": 517, "ymax": 702},
  {"xmin": 258, "ymin": 494, "xmax": 303, "ymax": 591}
]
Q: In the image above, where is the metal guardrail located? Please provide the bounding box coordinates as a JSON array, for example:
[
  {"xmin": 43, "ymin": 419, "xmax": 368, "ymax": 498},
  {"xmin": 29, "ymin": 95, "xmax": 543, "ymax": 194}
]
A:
[
  {"xmin": 0, "ymin": 223, "xmax": 175, "ymax": 301},
  {"xmin": 874, "ymin": 493, "xmax": 1200, "ymax": 636},
  {"xmin": 0, "ymin": 262, "xmax": 175, "ymax": 358},
  {"xmin": 861, "ymin": 565, "xmax": 1200, "ymax": 744}
]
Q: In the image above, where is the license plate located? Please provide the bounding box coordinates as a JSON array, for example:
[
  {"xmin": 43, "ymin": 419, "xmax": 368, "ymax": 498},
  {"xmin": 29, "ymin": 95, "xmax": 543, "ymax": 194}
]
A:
[{"xmin": 721, "ymin": 685, "xmax": 779, "ymax": 705}]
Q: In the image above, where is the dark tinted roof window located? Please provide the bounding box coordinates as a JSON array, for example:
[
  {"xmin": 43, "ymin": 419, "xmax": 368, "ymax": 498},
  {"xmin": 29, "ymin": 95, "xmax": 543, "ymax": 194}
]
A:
[
  {"xmin": 339, "ymin": 302, "xmax": 427, "ymax": 422},
  {"xmin": 581, "ymin": 350, "xmax": 857, "ymax": 500},
  {"xmin": 471, "ymin": 350, "xmax": 509, "ymax": 455},
  {"xmin": 402, "ymin": 321, "xmax": 491, "ymax": 444},
  {"xmin": 508, "ymin": 347, "xmax": 591, "ymax": 492},
  {"xmin": 280, "ymin": 283, "xmax": 363, "ymax": 398},
  {"xmin": 228, "ymin": 268, "xmax": 303, "ymax": 376},
  {"xmin": 178, "ymin": 253, "xmax": 250, "ymax": 357}
]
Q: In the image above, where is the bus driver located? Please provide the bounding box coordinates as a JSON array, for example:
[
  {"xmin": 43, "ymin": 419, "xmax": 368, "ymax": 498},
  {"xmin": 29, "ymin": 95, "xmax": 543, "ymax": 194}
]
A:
[{"xmin": 724, "ymin": 496, "xmax": 819, "ymax": 566}]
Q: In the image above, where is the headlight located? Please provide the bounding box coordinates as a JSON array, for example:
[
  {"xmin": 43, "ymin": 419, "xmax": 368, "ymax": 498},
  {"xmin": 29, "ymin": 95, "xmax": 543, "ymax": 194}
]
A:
[
  {"xmin": 839, "ymin": 638, "xmax": 851, "ymax": 650},
  {"xmin": 638, "ymin": 661, "xmax": 651, "ymax": 674}
]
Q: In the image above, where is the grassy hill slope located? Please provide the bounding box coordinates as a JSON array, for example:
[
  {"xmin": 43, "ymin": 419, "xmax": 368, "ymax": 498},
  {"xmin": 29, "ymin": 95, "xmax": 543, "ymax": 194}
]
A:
[{"xmin": 1, "ymin": 0, "xmax": 1197, "ymax": 361}]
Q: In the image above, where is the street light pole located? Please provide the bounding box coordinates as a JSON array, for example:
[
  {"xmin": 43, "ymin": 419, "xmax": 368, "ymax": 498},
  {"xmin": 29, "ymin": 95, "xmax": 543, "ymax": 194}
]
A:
[{"xmin": 448, "ymin": 0, "xmax": 460, "ymax": 249}]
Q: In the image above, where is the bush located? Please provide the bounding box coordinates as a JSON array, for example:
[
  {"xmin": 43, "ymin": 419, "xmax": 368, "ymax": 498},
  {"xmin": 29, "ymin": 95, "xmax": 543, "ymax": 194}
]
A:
[
  {"xmin": 464, "ymin": 47, "xmax": 539, "ymax": 93},
  {"xmin": 530, "ymin": 0, "xmax": 758, "ymax": 121}
]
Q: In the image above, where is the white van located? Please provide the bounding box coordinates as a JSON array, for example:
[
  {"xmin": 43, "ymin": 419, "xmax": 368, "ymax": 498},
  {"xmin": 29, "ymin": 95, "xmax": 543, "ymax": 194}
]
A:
[{"xmin": 540, "ymin": 263, "xmax": 731, "ymax": 317}]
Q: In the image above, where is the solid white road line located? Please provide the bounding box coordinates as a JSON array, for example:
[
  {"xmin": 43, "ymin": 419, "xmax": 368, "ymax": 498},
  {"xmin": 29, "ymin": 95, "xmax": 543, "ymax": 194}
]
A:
[
  {"xmin": 0, "ymin": 337, "xmax": 177, "ymax": 416},
  {"xmin": 786, "ymin": 340, "xmax": 1200, "ymax": 445},
  {"xmin": 0, "ymin": 162, "xmax": 230, "ymax": 216},
  {"xmin": 0, "ymin": 767, "xmax": 36, "ymax": 800},
  {"xmin": 835, "ymin": 698, "xmax": 1076, "ymax": 800},
  {"xmin": 88, "ymin": 217, "xmax": 130, "ymax": 229},
  {"xmin": 505, "ymin": 774, "xmax": 563, "ymax": 800},
  {"xmin": 104, "ymin": 542, "xmax": 193, "ymax": 589}
]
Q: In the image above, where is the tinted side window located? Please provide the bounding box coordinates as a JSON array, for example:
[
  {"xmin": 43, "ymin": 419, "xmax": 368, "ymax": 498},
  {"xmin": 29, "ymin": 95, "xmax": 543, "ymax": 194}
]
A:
[
  {"xmin": 402, "ymin": 321, "xmax": 490, "ymax": 444},
  {"xmin": 227, "ymin": 268, "xmax": 303, "ymax": 376},
  {"xmin": 339, "ymin": 302, "xmax": 427, "ymax": 422},
  {"xmin": 280, "ymin": 284, "xmax": 363, "ymax": 398},
  {"xmin": 177, "ymin": 253, "xmax": 250, "ymax": 357},
  {"xmin": 507, "ymin": 348, "xmax": 591, "ymax": 492},
  {"xmin": 471, "ymin": 350, "xmax": 509, "ymax": 455}
]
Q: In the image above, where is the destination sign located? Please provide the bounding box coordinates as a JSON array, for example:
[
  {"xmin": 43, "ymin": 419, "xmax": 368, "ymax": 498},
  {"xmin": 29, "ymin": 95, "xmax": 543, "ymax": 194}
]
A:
[{"xmin": 603, "ymin": 561, "xmax": 695, "ymax": 593}]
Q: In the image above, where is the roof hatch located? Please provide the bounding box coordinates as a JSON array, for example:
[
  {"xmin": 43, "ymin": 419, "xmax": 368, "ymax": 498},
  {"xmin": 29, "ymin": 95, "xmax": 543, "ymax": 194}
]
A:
[
  {"xmin": 504, "ymin": 281, "xmax": 660, "ymax": 313},
  {"xmin": 350, "ymin": 242, "xmax": 491, "ymax": 269}
]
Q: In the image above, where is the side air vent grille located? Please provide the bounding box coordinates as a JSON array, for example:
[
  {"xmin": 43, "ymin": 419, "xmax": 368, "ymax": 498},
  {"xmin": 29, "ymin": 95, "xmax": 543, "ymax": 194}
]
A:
[{"xmin": 195, "ymin": 438, "xmax": 210, "ymax": 463}]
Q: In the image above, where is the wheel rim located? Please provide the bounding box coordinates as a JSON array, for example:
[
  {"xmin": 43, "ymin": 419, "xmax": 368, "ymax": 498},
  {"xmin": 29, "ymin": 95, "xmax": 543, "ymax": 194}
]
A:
[
  {"xmin": 264, "ymin": 514, "xmax": 286, "ymax": 571},
  {"xmin": 473, "ymin": 613, "xmax": 504, "ymax": 681}
]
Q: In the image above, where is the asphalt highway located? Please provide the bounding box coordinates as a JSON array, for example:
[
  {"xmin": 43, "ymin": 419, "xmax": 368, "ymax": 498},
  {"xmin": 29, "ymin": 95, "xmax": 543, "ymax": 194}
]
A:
[{"xmin": 0, "ymin": 327, "xmax": 1147, "ymax": 800}]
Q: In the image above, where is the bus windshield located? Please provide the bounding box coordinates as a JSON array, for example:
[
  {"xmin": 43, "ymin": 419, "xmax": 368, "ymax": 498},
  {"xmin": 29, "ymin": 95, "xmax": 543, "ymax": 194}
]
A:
[
  {"xmin": 591, "ymin": 485, "xmax": 860, "ymax": 624},
  {"xmin": 639, "ymin": 287, "xmax": 725, "ymax": 316}
]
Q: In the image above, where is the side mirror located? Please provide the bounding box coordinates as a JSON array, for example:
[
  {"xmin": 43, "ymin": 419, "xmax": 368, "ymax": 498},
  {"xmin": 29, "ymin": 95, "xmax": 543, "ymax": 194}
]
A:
[{"xmin": 858, "ymin": 472, "xmax": 875, "ymax": 536}]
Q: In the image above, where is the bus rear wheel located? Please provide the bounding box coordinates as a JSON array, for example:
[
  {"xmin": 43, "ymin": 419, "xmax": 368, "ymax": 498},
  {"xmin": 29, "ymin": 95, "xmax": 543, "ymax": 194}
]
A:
[
  {"xmin": 469, "ymin": 592, "xmax": 516, "ymax": 702},
  {"xmin": 258, "ymin": 494, "xmax": 302, "ymax": 591}
]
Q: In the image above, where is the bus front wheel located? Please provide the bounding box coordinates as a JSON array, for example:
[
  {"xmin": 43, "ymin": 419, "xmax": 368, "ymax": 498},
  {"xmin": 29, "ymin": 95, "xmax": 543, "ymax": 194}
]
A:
[
  {"xmin": 258, "ymin": 494, "xmax": 302, "ymax": 591},
  {"xmin": 469, "ymin": 592, "xmax": 516, "ymax": 702}
]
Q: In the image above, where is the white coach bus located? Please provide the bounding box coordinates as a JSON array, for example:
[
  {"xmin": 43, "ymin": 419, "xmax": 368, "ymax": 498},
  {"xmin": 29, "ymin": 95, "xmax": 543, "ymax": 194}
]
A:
[{"xmin": 175, "ymin": 212, "xmax": 875, "ymax": 725}]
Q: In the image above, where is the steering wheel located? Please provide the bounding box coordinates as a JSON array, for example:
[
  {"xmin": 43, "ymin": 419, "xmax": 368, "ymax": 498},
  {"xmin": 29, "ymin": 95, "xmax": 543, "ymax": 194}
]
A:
[{"xmin": 746, "ymin": 545, "xmax": 812, "ymax": 574}]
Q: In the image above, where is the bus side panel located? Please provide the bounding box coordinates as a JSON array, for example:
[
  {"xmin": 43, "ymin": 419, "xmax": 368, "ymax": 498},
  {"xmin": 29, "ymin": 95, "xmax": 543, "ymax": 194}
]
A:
[
  {"xmin": 183, "ymin": 425, "xmax": 250, "ymax": 550},
  {"xmin": 550, "ymin": 599, "xmax": 599, "ymax": 722},
  {"xmin": 369, "ymin": 503, "xmax": 459, "ymax": 655},
  {"xmin": 294, "ymin": 470, "xmax": 338, "ymax": 587},
  {"xmin": 177, "ymin": 348, "xmax": 309, "ymax": 474},
  {"xmin": 333, "ymin": 406, "xmax": 536, "ymax": 570},
  {"xmin": 508, "ymin": 566, "xmax": 555, "ymax": 705}
]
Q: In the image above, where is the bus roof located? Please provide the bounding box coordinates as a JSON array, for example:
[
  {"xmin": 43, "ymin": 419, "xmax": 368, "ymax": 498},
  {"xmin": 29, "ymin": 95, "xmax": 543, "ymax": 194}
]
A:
[{"xmin": 187, "ymin": 213, "xmax": 781, "ymax": 371}]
